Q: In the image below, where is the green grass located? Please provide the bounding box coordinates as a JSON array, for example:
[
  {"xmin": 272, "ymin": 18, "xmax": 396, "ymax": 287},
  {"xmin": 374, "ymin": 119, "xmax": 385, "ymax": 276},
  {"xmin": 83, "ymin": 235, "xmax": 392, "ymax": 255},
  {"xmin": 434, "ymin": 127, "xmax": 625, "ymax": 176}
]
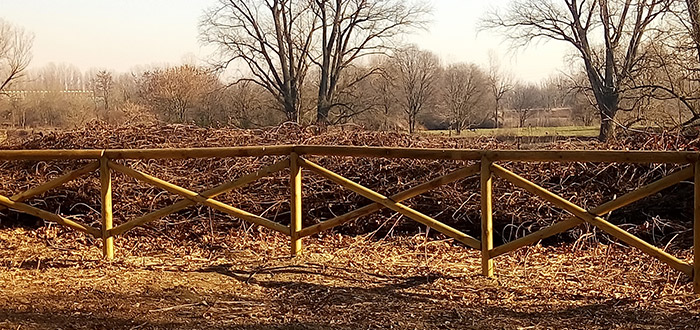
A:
[{"xmin": 421, "ymin": 126, "xmax": 600, "ymax": 138}]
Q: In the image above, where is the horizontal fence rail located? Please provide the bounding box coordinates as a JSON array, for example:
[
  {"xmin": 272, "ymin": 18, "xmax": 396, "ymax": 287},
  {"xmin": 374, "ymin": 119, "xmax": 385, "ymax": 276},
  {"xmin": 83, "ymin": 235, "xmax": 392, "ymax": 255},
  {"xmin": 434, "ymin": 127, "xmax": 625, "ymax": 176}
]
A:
[
  {"xmin": 0, "ymin": 146, "xmax": 698, "ymax": 162},
  {"xmin": 0, "ymin": 145, "xmax": 697, "ymax": 293}
]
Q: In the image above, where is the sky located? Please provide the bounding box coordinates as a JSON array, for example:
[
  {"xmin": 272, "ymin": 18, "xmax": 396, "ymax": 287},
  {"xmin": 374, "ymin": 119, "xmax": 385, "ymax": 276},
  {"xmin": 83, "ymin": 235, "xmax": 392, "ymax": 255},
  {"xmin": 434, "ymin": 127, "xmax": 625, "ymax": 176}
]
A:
[{"xmin": 0, "ymin": 0, "xmax": 572, "ymax": 83}]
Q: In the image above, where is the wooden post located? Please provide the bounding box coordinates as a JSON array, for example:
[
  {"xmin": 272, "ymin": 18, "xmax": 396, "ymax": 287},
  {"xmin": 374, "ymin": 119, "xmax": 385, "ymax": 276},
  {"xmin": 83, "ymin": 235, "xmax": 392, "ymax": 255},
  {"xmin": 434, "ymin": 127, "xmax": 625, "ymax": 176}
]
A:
[
  {"xmin": 100, "ymin": 157, "xmax": 114, "ymax": 259},
  {"xmin": 695, "ymin": 162, "xmax": 700, "ymax": 293},
  {"xmin": 481, "ymin": 158, "xmax": 494, "ymax": 277},
  {"xmin": 290, "ymin": 153, "xmax": 302, "ymax": 256}
]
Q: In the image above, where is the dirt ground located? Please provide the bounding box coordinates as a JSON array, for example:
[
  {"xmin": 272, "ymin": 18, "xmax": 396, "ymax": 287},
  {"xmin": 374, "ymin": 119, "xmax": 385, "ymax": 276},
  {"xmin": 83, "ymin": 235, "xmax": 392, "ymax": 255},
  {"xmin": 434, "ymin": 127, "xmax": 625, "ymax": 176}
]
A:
[{"xmin": 0, "ymin": 227, "xmax": 699, "ymax": 330}]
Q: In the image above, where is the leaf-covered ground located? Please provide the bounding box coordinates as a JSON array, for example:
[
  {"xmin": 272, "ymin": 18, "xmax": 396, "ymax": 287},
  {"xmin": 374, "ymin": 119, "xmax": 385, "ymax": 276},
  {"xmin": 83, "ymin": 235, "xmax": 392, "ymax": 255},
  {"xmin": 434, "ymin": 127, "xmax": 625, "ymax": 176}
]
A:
[{"xmin": 0, "ymin": 227, "xmax": 698, "ymax": 330}]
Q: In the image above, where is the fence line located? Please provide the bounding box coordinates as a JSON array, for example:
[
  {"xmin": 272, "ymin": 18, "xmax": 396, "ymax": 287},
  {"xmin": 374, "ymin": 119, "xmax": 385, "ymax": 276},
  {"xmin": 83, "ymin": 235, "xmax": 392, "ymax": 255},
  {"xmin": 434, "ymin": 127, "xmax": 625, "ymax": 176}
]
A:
[
  {"xmin": 0, "ymin": 146, "xmax": 697, "ymax": 162},
  {"xmin": 0, "ymin": 146, "xmax": 697, "ymax": 293}
]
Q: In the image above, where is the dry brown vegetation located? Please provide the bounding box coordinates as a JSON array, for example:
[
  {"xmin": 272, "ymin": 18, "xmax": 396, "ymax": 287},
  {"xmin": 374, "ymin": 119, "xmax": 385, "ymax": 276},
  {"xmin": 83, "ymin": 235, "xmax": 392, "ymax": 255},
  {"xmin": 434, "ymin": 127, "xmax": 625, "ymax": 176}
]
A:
[
  {"xmin": 1, "ymin": 227, "xmax": 700, "ymax": 329},
  {"xmin": 0, "ymin": 122, "xmax": 696, "ymax": 246},
  {"xmin": 0, "ymin": 123, "xmax": 699, "ymax": 329}
]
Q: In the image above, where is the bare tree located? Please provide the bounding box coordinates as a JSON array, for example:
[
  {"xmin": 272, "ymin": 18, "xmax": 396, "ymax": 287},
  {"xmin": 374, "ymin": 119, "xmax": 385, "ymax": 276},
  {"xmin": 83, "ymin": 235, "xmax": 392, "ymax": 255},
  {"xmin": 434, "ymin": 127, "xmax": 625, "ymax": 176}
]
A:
[
  {"xmin": 564, "ymin": 69, "xmax": 602, "ymax": 126},
  {"xmin": 683, "ymin": 0, "xmax": 700, "ymax": 63},
  {"xmin": 341, "ymin": 56, "xmax": 403, "ymax": 130},
  {"xmin": 487, "ymin": 52, "xmax": 512, "ymax": 129},
  {"xmin": 225, "ymin": 80, "xmax": 280, "ymax": 128},
  {"xmin": 311, "ymin": 0, "xmax": 430, "ymax": 124},
  {"xmin": 321, "ymin": 65, "xmax": 381, "ymax": 124},
  {"xmin": 372, "ymin": 60, "xmax": 399, "ymax": 130},
  {"xmin": 31, "ymin": 63, "xmax": 84, "ymax": 90},
  {"xmin": 509, "ymin": 82, "xmax": 543, "ymax": 127},
  {"xmin": 541, "ymin": 74, "xmax": 572, "ymax": 109},
  {"xmin": 393, "ymin": 46, "xmax": 441, "ymax": 133},
  {"xmin": 93, "ymin": 70, "xmax": 113, "ymax": 119},
  {"xmin": 200, "ymin": 0, "xmax": 316, "ymax": 122},
  {"xmin": 443, "ymin": 63, "xmax": 488, "ymax": 134},
  {"xmin": 0, "ymin": 19, "xmax": 33, "ymax": 94},
  {"xmin": 622, "ymin": 0, "xmax": 700, "ymax": 128},
  {"xmin": 138, "ymin": 65, "xmax": 222, "ymax": 124},
  {"xmin": 483, "ymin": 0, "xmax": 671, "ymax": 141}
]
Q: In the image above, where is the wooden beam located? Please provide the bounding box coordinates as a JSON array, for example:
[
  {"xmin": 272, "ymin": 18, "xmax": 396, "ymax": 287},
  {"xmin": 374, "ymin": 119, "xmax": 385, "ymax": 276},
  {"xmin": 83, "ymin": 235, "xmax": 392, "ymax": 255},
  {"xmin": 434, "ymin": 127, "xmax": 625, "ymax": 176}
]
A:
[
  {"xmin": 491, "ymin": 165, "xmax": 695, "ymax": 257},
  {"xmin": 491, "ymin": 164, "xmax": 693, "ymax": 276},
  {"xmin": 0, "ymin": 150, "xmax": 104, "ymax": 160},
  {"xmin": 292, "ymin": 145, "xmax": 482, "ymax": 160},
  {"xmin": 0, "ymin": 161, "xmax": 100, "ymax": 212},
  {"xmin": 290, "ymin": 153, "xmax": 302, "ymax": 255},
  {"xmin": 108, "ymin": 158, "xmax": 289, "ymax": 236},
  {"xmin": 297, "ymin": 163, "xmax": 480, "ymax": 238},
  {"xmin": 0, "ymin": 146, "xmax": 695, "ymax": 163},
  {"xmin": 100, "ymin": 157, "xmax": 114, "ymax": 259},
  {"xmin": 0, "ymin": 193, "xmax": 100, "ymax": 237},
  {"xmin": 298, "ymin": 157, "xmax": 481, "ymax": 249},
  {"xmin": 108, "ymin": 161, "xmax": 289, "ymax": 235},
  {"xmin": 492, "ymin": 218, "xmax": 582, "ymax": 258},
  {"xmin": 0, "ymin": 146, "xmax": 294, "ymax": 160},
  {"xmin": 293, "ymin": 146, "xmax": 699, "ymax": 164},
  {"xmin": 482, "ymin": 150, "xmax": 697, "ymax": 164},
  {"xmin": 103, "ymin": 146, "xmax": 294, "ymax": 160},
  {"xmin": 695, "ymin": 162, "xmax": 700, "ymax": 293},
  {"xmin": 481, "ymin": 158, "xmax": 494, "ymax": 277}
]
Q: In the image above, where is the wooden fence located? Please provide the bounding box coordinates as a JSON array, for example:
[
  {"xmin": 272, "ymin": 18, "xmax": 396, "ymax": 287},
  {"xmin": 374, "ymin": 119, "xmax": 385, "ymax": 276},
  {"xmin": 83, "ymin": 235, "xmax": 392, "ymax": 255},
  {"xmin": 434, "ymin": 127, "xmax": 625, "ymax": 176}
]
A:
[{"xmin": 0, "ymin": 146, "xmax": 698, "ymax": 293}]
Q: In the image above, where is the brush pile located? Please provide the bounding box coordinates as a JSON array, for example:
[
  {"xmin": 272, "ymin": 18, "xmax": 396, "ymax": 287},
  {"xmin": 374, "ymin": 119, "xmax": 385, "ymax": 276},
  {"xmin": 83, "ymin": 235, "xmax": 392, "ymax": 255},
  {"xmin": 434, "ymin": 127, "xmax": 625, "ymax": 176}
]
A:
[{"xmin": 0, "ymin": 121, "xmax": 697, "ymax": 249}]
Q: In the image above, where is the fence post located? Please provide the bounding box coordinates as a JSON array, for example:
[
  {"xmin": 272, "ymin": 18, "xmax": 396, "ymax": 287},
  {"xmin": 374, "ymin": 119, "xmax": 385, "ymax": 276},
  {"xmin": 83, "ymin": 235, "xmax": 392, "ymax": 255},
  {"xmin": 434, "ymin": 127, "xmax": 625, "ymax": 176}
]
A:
[
  {"xmin": 290, "ymin": 152, "xmax": 302, "ymax": 256},
  {"xmin": 694, "ymin": 162, "xmax": 699, "ymax": 293},
  {"xmin": 481, "ymin": 157, "xmax": 494, "ymax": 277},
  {"xmin": 100, "ymin": 156, "xmax": 114, "ymax": 259}
]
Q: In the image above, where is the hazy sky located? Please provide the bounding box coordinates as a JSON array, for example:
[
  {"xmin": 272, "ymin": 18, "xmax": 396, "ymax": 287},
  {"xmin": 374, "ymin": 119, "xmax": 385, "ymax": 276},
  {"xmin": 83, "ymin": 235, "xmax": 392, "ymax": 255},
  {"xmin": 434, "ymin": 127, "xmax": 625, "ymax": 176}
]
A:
[{"xmin": 0, "ymin": 0, "xmax": 571, "ymax": 82}]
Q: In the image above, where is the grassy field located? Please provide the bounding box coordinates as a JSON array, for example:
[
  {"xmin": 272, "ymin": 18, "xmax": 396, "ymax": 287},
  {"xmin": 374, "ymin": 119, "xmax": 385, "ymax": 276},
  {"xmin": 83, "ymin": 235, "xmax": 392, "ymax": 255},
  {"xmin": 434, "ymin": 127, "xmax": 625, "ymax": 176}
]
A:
[{"xmin": 422, "ymin": 126, "xmax": 600, "ymax": 138}]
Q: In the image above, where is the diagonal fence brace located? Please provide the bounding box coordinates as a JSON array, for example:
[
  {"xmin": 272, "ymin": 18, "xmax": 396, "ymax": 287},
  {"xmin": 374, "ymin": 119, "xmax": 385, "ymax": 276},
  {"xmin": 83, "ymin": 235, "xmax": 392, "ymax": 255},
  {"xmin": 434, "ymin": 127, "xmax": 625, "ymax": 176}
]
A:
[
  {"xmin": 297, "ymin": 163, "xmax": 481, "ymax": 238},
  {"xmin": 108, "ymin": 158, "xmax": 290, "ymax": 236},
  {"xmin": 491, "ymin": 163, "xmax": 693, "ymax": 276},
  {"xmin": 298, "ymin": 157, "xmax": 481, "ymax": 249},
  {"xmin": 490, "ymin": 165, "xmax": 695, "ymax": 257},
  {"xmin": 0, "ymin": 161, "xmax": 100, "ymax": 212},
  {"xmin": 108, "ymin": 160, "xmax": 290, "ymax": 235},
  {"xmin": 0, "ymin": 193, "xmax": 100, "ymax": 237}
]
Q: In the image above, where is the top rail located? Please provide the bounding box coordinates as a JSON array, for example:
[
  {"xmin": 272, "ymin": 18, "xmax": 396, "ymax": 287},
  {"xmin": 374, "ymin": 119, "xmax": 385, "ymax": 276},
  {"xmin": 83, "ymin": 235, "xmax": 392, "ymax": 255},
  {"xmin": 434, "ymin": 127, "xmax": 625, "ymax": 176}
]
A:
[
  {"xmin": 0, "ymin": 145, "xmax": 697, "ymax": 163},
  {"xmin": 294, "ymin": 146, "xmax": 700, "ymax": 163},
  {"xmin": 0, "ymin": 146, "xmax": 295, "ymax": 160}
]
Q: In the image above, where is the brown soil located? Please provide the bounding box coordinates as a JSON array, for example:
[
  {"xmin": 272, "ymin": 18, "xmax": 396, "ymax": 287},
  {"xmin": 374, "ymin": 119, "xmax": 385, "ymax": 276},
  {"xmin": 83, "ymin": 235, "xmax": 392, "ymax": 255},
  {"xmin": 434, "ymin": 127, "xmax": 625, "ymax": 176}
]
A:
[{"xmin": 0, "ymin": 227, "xmax": 698, "ymax": 330}]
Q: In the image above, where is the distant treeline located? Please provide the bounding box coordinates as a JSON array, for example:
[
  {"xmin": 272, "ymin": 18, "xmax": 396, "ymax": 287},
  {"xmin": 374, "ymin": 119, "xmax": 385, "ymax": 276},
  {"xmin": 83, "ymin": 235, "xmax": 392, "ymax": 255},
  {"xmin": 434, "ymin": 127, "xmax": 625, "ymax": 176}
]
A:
[
  {"xmin": 0, "ymin": 59, "xmax": 605, "ymax": 132},
  {"xmin": 2, "ymin": 0, "xmax": 699, "ymax": 138}
]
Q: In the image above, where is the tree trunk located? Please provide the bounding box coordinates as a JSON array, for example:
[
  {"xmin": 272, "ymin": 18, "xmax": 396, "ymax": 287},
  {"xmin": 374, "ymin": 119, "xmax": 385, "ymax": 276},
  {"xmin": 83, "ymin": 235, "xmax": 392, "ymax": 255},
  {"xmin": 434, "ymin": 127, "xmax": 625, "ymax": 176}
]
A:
[
  {"xmin": 283, "ymin": 97, "xmax": 297, "ymax": 122},
  {"xmin": 596, "ymin": 93, "xmax": 618, "ymax": 142},
  {"xmin": 494, "ymin": 106, "xmax": 498, "ymax": 129},
  {"xmin": 598, "ymin": 117, "xmax": 615, "ymax": 141},
  {"xmin": 317, "ymin": 97, "xmax": 331, "ymax": 126}
]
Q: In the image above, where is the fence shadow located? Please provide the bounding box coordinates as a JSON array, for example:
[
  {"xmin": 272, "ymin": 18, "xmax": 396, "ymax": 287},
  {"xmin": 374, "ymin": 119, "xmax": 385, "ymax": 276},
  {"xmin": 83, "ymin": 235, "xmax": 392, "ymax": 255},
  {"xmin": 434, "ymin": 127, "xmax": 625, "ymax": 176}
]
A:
[{"xmin": 0, "ymin": 287, "xmax": 696, "ymax": 330}]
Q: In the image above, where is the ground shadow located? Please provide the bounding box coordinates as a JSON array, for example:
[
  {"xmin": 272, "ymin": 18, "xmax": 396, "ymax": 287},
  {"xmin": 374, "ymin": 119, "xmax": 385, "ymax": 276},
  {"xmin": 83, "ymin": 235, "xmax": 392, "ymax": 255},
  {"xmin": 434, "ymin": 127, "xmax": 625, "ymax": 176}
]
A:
[
  {"xmin": 0, "ymin": 293, "xmax": 696, "ymax": 330},
  {"xmin": 0, "ymin": 262, "xmax": 697, "ymax": 329}
]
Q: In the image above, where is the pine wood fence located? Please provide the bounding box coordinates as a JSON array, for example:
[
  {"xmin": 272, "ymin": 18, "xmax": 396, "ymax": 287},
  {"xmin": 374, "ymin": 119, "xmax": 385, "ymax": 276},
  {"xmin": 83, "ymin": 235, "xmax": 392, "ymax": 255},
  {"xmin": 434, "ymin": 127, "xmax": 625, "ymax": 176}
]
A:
[{"xmin": 0, "ymin": 146, "xmax": 698, "ymax": 293}]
